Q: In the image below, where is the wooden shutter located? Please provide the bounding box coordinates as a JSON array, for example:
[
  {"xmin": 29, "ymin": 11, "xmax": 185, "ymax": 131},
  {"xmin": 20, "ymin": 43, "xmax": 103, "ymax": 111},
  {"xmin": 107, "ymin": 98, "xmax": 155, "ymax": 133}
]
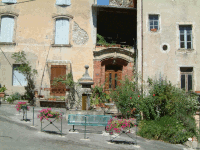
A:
[
  {"xmin": 0, "ymin": 16, "xmax": 14, "ymax": 42},
  {"xmin": 105, "ymin": 71, "xmax": 109, "ymax": 90},
  {"xmin": 50, "ymin": 65, "xmax": 66, "ymax": 96},
  {"xmin": 55, "ymin": 18, "xmax": 69, "ymax": 44}
]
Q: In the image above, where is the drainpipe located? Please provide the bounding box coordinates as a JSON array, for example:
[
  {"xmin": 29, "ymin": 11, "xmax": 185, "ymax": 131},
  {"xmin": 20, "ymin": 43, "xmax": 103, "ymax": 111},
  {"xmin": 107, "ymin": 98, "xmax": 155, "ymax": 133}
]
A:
[
  {"xmin": 140, "ymin": 0, "xmax": 144, "ymax": 120},
  {"xmin": 141, "ymin": 0, "xmax": 143, "ymax": 88}
]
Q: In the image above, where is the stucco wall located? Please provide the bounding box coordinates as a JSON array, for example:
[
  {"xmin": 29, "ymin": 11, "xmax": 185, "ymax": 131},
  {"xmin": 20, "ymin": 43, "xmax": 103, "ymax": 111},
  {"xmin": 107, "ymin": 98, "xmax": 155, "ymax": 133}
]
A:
[
  {"xmin": 0, "ymin": 0, "xmax": 95, "ymax": 95},
  {"xmin": 137, "ymin": 0, "xmax": 200, "ymax": 91}
]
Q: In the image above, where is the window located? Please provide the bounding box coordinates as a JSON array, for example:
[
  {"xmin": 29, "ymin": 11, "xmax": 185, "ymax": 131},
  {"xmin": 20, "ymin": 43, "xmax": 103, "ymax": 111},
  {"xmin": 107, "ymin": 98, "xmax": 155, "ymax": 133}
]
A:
[
  {"xmin": 55, "ymin": 18, "xmax": 69, "ymax": 45},
  {"xmin": 2, "ymin": 0, "xmax": 16, "ymax": 3},
  {"xmin": 0, "ymin": 16, "xmax": 15, "ymax": 43},
  {"xmin": 56, "ymin": 0, "xmax": 71, "ymax": 6},
  {"xmin": 179, "ymin": 25, "xmax": 192, "ymax": 49},
  {"xmin": 13, "ymin": 64, "xmax": 27, "ymax": 86},
  {"xmin": 50, "ymin": 65, "xmax": 66, "ymax": 96},
  {"xmin": 180, "ymin": 67, "xmax": 193, "ymax": 92},
  {"xmin": 149, "ymin": 15, "xmax": 159, "ymax": 31}
]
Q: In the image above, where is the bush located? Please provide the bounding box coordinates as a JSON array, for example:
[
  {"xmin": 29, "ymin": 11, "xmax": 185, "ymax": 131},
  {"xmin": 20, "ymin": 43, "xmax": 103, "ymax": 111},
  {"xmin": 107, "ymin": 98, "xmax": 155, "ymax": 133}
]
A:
[
  {"xmin": 142, "ymin": 78, "xmax": 198, "ymax": 120},
  {"xmin": 137, "ymin": 116, "xmax": 193, "ymax": 144},
  {"xmin": 6, "ymin": 92, "xmax": 22, "ymax": 103},
  {"xmin": 138, "ymin": 77, "xmax": 198, "ymax": 144},
  {"xmin": 110, "ymin": 77, "xmax": 141, "ymax": 118},
  {"xmin": 90, "ymin": 85, "xmax": 110, "ymax": 106}
]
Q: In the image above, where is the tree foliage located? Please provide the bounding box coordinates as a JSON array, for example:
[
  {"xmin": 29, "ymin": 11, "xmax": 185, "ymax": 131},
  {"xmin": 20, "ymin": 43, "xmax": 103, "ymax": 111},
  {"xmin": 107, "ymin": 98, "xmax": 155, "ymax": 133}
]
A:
[{"xmin": 11, "ymin": 51, "xmax": 37, "ymax": 104}]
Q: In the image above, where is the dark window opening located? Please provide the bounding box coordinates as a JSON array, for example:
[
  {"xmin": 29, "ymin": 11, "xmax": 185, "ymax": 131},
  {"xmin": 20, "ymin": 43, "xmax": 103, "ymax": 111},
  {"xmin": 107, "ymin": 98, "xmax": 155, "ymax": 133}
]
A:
[
  {"xmin": 180, "ymin": 67, "xmax": 193, "ymax": 92},
  {"xmin": 96, "ymin": 7, "xmax": 137, "ymax": 48}
]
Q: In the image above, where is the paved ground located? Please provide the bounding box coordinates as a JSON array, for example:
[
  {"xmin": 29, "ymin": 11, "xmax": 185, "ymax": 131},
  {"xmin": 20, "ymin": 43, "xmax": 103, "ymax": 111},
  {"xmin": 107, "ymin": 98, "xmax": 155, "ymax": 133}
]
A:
[{"xmin": 0, "ymin": 104, "xmax": 192, "ymax": 150}]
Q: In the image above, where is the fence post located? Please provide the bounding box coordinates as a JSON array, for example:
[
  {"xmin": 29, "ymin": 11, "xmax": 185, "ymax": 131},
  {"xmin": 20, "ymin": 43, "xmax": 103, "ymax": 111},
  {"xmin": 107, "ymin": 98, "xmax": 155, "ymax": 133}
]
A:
[
  {"xmin": 33, "ymin": 106, "xmax": 34, "ymax": 126},
  {"xmin": 26, "ymin": 105, "xmax": 27, "ymax": 122},
  {"xmin": 61, "ymin": 114, "xmax": 62, "ymax": 136},
  {"xmin": 84, "ymin": 115, "xmax": 86, "ymax": 139}
]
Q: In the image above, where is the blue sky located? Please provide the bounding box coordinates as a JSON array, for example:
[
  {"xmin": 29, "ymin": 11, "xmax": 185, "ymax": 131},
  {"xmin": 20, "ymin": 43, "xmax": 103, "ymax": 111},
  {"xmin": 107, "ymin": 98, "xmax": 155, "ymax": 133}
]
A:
[{"xmin": 97, "ymin": 0, "xmax": 109, "ymax": 5}]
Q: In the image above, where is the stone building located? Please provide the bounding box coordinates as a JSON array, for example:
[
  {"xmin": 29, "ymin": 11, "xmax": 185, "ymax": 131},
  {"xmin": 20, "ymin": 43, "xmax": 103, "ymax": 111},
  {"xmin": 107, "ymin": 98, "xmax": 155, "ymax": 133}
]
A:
[
  {"xmin": 1, "ymin": 0, "xmax": 198, "ymax": 108},
  {"xmin": 137, "ymin": 0, "xmax": 200, "ymax": 93},
  {"xmin": 0, "ymin": 0, "xmax": 136, "ymax": 108}
]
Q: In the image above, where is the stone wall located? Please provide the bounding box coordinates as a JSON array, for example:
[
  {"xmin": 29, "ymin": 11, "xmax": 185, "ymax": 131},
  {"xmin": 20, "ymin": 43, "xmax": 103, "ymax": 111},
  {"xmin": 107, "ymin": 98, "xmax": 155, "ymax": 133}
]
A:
[{"xmin": 109, "ymin": 0, "xmax": 136, "ymax": 8}]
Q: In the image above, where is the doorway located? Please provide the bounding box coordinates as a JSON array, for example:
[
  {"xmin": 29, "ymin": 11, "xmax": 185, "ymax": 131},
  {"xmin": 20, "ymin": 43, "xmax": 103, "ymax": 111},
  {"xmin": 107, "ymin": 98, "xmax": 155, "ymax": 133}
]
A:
[{"xmin": 105, "ymin": 65, "xmax": 122, "ymax": 92}]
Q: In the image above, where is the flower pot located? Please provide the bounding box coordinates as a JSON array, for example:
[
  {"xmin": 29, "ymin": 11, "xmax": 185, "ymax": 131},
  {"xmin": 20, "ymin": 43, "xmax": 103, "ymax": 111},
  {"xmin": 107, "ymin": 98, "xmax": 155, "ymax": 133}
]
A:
[
  {"xmin": 48, "ymin": 98, "xmax": 56, "ymax": 101},
  {"xmin": 151, "ymin": 28, "xmax": 157, "ymax": 32},
  {"xmin": 0, "ymin": 92, "xmax": 5, "ymax": 98}
]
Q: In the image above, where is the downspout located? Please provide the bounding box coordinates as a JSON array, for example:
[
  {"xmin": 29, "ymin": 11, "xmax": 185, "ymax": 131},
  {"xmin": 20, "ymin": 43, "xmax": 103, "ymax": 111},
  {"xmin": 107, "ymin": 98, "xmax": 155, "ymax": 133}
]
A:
[
  {"xmin": 141, "ymin": 0, "xmax": 143, "ymax": 88},
  {"xmin": 141, "ymin": 0, "xmax": 144, "ymax": 120}
]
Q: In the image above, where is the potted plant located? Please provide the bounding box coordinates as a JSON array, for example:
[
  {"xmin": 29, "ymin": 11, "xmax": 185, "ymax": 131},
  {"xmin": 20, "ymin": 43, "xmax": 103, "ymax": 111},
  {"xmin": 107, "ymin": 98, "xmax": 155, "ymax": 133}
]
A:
[
  {"xmin": 15, "ymin": 102, "xmax": 30, "ymax": 112},
  {"xmin": 37, "ymin": 108, "xmax": 62, "ymax": 122},
  {"xmin": 48, "ymin": 96, "xmax": 56, "ymax": 101},
  {"xmin": 0, "ymin": 85, "xmax": 7, "ymax": 98},
  {"xmin": 106, "ymin": 118, "xmax": 136, "ymax": 134}
]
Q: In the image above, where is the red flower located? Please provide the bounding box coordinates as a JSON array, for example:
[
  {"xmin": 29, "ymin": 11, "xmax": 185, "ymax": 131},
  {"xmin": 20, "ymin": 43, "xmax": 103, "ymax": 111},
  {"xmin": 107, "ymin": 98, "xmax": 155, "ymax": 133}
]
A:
[
  {"xmin": 127, "ymin": 111, "xmax": 129, "ymax": 113},
  {"xmin": 153, "ymin": 94, "xmax": 155, "ymax": 96},
  {"xmin": 138, "ymin": 95, "xmax": 140, "ymax": 97},
  {"xmin": 130, "ymin": 97, "xmax": 132, "ymax": 99}
]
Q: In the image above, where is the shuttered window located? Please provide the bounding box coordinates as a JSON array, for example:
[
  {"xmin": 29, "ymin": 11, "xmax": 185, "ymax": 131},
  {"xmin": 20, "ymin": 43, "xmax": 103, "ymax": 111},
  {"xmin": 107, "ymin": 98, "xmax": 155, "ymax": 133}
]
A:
[
  {"xmin": 2, "ymin": 0, "xmax": 17, "ymax": 3},
  {"xmin": 13, "ymin": 64, "xmax": 27, "ymax": 86},
  {"xmin": 0, "ymin": 16, "xmax": 15, "ymax": 43},
  {"xmin": 56, "ymin": 0, "xmax": 71, "ymax": 6},
  {"xmin": 55, "ymin": 18, "xmax": 69, "ymax": 44},
  {"xmin": 50, "ymin": 65, "xmax": 66, "ymax": 96}
]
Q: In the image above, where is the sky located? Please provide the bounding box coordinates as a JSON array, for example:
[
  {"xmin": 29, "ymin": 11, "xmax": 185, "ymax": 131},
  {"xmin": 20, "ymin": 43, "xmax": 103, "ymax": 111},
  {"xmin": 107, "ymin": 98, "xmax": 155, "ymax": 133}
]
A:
[{"xmin": 97, "ymin": 0, "xmax": 109, "ymax": 5}]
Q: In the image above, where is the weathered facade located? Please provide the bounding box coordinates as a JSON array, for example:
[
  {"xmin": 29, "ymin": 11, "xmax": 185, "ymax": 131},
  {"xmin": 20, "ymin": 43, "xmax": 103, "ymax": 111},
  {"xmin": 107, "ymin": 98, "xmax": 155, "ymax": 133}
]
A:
[
  {"xmin": 137, "ymin": 0, "xmax": 200, "ymax": 93},
  {"xmin": 0, "ymin": 0, "xmax": 136, "ymax": 108},
  {"xmin": 3, "ymin": 0, "xmax": 198, "ymax": 107},
  {"xmin": 0, "ymin": 0, "xmax": 95, "ymax": 97}
]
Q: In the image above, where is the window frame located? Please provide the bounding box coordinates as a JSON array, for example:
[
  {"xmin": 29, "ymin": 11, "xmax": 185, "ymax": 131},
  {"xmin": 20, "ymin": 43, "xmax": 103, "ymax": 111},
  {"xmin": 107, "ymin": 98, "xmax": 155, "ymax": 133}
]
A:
[
  {"xmin": 179, "ymin": 25, "xmax": 193, "ymax": 49},
  {"xmin": 12, "ymin": 64, "xmax": 27, "ymax": 87},
  {"xmin": 52, "ymin": 15, "xmax": 73, "ymax": 47},
  {"xmin": 2, "ymin": 0, "xmax": 17, "ymax": 4},
  {"xmin": 149, "ymin": 14, "xmax": 159, "ymax": 32},
  {"xmin": 56, "ymin": 0, "xmax": 71, "ymax": 6},
  {"xmin": 180, "ymin": 67, "xmax": 193, "ymax": 92},
  {"xmin": 0, "ymin": 13, "xmax": 18, "ymax": 45}
]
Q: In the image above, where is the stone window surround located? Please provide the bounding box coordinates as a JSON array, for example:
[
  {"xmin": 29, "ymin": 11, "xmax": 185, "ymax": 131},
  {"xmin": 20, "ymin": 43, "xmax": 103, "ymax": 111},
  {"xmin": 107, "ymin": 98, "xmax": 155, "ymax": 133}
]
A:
[
  {"xmin": 179, "ymin": 66, "xmax": 194, "ymax": 92},
  {"xmin": 147, "ymin": 13, "xmax": 160, "ymax": 33},
  {"xmin": 0, "ymin": 12, "xmax": 18, "ymax": 45},
  {"xmin": 51, "ymin": 14, "xmax": 74, "ymax": 47},
  {"xmin": 46, "ymin": 60, "xmax": 71, "ymax": 83},
  {"xmin": 177, "ymin": 23, "xmax": 194, "ymax": 51}
]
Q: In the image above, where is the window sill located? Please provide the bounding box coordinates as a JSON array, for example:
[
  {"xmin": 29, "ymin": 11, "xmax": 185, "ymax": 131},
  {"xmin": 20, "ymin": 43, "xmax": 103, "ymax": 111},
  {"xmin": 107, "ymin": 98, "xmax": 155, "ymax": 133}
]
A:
[
  {"xmin": 56, "ymin": 4, "xmax": 71, "ymax": 6},
  {"xmin": 177, "ymin": 48, "xmax": 194, "ymax": 51},
  {"xmin": 0, "ymin": 42, "xmax": 16, "ymax": 45},
  {"xmin": 2, "ymin": 2, "xmax": 16, "ymax": 4},
  {"xmin": 51, "ymin": 44, "xmax": 72, "ymax": 47}
]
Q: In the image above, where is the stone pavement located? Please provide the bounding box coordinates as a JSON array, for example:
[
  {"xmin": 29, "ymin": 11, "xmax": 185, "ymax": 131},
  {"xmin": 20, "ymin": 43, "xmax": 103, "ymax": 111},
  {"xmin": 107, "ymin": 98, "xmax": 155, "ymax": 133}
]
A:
[{"xmin": 0, "ymin": 104, "xmax": 194, "ymax": 150}]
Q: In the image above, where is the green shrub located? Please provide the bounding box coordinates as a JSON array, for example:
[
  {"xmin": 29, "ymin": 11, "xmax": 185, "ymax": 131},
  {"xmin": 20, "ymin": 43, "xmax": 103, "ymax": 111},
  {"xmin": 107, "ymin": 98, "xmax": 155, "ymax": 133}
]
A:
[
  {"xmin": 11, "ymin": 92, "xmax": 21, "ymax": 100},
  {"xmin": 90, "ymin": 85, "xmax": 110, "ymax": 106},
  {"xmin": 110, "ymin": 77, "xmax": 141, "ymax": 118},
  {"xmin": 6, "ymin": 92, "xmax": 22, "ymax": 104},
  {"xmin": 138, "ymin": 116, "xmax": 193, "ymax": 144},
  {"xmin": 6, "ymin": 96, "xmax": 15, "ymax": 104},
  {"xmin": 141, "ymin": 78, "xmax": 198, "ymax": 121},
  {"xmin": 138, "ymin": 77, "xmax": 198, "ymax": 144}
]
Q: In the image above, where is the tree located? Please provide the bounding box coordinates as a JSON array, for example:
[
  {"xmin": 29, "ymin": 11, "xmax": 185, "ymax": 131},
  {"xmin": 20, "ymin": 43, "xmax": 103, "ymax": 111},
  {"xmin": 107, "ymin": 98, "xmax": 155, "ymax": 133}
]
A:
[{"xmin": 11, "ymin": 51, "xmax": 38, "ymax": 105}]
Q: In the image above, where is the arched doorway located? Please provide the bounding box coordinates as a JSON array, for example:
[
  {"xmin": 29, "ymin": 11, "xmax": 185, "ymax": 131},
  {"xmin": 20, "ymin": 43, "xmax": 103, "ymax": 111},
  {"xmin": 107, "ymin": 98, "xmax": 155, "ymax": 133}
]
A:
[
  {"xmin": 105, "ymin": 64, "xmax": 122, "ymax": 92},
  {"xmin": 93, "ymin": 57, "xmax": 133, "ymax": 91}
]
